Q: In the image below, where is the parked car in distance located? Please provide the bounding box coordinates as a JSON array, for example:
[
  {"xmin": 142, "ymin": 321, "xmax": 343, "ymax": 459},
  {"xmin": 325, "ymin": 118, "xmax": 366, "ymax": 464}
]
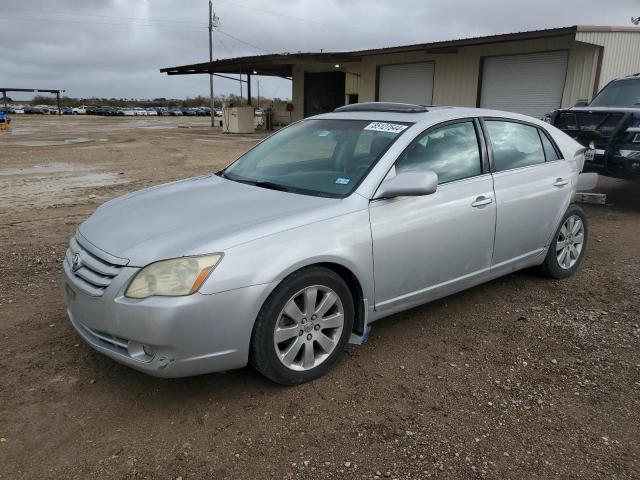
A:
[
  {"xmin": 168, "ymin": 109, "xmax": 183, "ymax": 116},
  {"xmin": 214, "ymin": 108, "xmax": 223, "ymax": 116},
  {"xmin": 145, "ymin": 108, "xmax": 158, "ymax": 116},
  {"xmin": 95, "ymin": 106, "xmax": 117, "ymax": 116},
  {"xmin": 62, "ymin": 107, "xmax": 73, "ymax": 115},
  {"xmin": 72, "ymin": 106, "xmax": 87, "ymax": 115},
  {"xmin": 254, "ymin": 107, "xmax": 264, "ymax": 117},
  {"xmin": 547, "ymin": 73, "xmax": 640, "ymax": 180},
  {"xmin": 2, "ymin": 105, "xmax": 25, "ymax": 114},
  {"xmin": 64, "ymin": 102, "xmax": 593, "ymax": 385}
]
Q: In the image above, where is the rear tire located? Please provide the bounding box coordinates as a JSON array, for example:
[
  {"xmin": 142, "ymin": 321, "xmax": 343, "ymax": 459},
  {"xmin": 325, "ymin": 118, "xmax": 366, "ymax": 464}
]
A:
[
  {"xmin": 537, "ymin": 204, "xmax": 588, "ymax": 279},
  {"xmin": 250, "ymin": 267, "xmax": 354, "ymax": 385}
]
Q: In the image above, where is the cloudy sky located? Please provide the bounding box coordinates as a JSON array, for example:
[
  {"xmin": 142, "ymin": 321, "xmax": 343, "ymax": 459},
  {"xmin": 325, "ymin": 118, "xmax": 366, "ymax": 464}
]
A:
[{"xmin": 1, "ymin": 0, "xmax": 638, "ymax": 101}]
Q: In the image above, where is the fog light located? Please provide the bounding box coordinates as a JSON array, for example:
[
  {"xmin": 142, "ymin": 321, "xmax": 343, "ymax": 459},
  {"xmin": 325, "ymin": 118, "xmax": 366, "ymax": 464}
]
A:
[{"xmin": 143, "ymin": 345, "xmax": 155, "ymax": 357}]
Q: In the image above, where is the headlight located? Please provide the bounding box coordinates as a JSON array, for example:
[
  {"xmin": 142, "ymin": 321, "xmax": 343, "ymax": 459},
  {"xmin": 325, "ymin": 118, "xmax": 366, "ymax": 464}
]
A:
[{"xmin": 125, "ymin": 254, "xmax": 223, "ymax": 299}]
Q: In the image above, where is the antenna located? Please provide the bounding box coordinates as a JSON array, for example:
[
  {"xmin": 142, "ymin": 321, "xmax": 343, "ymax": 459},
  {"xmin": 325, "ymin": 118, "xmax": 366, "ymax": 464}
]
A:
[{"xmin": 632, "ymin": 16, "xmax": 640, "ymax": 25}]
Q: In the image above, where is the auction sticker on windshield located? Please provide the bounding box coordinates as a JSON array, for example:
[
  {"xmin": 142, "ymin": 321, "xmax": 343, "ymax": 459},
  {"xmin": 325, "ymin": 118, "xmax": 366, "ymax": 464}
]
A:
[{"xmin": 364, "ymin": 122, "xmax": 409, "ymax": 134}]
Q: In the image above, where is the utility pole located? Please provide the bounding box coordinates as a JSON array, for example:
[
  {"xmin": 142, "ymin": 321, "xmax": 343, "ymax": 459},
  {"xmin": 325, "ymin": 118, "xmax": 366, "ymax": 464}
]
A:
[
  {"xmin": 257, "ymin": 80, "xmax": 260, "ymax": 109},
  {"xmin": 208, "ymin": 0, "xmax": 219, "ymax": 127}
]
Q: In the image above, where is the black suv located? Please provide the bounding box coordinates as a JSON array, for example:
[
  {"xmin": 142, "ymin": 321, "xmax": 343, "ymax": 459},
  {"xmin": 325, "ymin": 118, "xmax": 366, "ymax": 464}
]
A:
[{"xmin": 547, "ymin": 74, "xmax": 640, "ymax": 180}]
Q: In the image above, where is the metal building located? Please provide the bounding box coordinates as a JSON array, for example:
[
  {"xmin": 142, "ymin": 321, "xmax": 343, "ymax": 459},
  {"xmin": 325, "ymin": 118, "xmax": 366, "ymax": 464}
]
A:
[{"xmin": 161, "ymin": 25, "xmax": 640, "ymax": 121}]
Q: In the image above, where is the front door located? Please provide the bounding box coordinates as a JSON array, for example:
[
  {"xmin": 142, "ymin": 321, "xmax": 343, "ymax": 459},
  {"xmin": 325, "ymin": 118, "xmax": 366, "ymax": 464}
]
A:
[{"xmin": 369, "ymin": 120, "xmax": 496, "ymax": 312}]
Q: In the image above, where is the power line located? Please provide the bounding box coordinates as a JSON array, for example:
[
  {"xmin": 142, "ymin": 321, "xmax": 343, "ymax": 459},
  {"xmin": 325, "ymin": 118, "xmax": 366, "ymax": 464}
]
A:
[
  {"xmin": 216, "ymin": 0, "xmax": 372, "ymax": 33},
  {"xmin": 216, "ymin": 29, "xmax": 272, "ymax": 54},
  {"xmin": 0, "ymin": 15, "xmax": 270, "ymax": 55},
  {"xmin": 0, "ymin": 15, "xmax": 202, "ymax": 29},
  {"xmin": 0, "ymin": 6, "xmax": 207, "ymax": 25},
  {"xmin": 213, "ymin": 30, "xmax": 234, "ymax": 57}
]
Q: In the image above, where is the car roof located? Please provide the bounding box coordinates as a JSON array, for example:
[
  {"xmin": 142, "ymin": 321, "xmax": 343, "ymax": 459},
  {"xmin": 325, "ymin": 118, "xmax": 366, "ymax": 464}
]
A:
[{"xmin": 312, "ymin": 104, "xmax": 549, "ymax": 127}]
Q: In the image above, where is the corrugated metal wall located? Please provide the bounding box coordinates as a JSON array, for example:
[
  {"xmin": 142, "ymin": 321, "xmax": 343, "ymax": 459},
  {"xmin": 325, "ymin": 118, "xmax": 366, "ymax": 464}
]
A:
[
  {"xmin": 576, "ymin": 31, "xmax": 640, "ymax": 90},
  {"xmin": 343, "ymin": 35, "xmax": 599, "ymax": 109}
]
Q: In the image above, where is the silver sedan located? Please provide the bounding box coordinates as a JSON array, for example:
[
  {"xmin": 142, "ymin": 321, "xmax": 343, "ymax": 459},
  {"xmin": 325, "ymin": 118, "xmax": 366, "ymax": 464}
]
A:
[{"xmin": 63, "ymin": 103, "xmax": 593, "ymax": 384}]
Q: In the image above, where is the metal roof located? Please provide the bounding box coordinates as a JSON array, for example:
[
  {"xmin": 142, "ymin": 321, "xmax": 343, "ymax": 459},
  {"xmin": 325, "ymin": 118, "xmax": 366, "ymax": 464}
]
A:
[{"xmin": 160, "ymin": 25, "xmax": 640, "ymax": 78}]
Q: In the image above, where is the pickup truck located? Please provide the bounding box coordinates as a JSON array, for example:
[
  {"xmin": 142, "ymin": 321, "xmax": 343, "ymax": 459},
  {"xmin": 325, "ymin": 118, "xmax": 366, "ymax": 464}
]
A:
[{"xmin": 546, "ymin": 74, "xmax": 640, "ymax": 180}]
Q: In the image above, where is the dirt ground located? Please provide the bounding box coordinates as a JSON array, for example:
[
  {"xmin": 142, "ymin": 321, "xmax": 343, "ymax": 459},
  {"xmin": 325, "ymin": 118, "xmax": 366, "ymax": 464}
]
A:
[{"xmin": 0, "ymin": 115, "xmax": 638, "ymax": 480}]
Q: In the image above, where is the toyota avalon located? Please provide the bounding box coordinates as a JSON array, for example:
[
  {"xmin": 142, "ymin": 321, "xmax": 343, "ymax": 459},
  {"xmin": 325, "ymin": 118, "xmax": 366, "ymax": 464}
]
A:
[{"xmin": 64, "ymin": 102, "xmax": 594, "ymax": 384}]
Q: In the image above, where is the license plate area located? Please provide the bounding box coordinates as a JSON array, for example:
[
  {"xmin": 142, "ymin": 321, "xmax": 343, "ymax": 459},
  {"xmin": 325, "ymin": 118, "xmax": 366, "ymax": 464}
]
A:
[{"xmin": 584, "ymin": 149, "xmax": 596, "ymax": 162}]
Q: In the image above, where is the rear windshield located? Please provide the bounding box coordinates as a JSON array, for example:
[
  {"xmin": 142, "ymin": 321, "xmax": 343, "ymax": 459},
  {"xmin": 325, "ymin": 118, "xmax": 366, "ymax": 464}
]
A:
[
  {"xmin": 220, "ymin": 119, "xmax": 413, "ymax": 198},
  {"xmin": 590, "ymin": 79, "xmax": 640, "ymax": 107}
]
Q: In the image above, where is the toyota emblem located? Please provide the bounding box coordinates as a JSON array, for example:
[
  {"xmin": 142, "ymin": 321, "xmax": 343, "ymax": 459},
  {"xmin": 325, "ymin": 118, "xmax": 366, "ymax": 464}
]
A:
[{"xmin": 72, "ymin": 253, "xmax": 82, "ymax": 272}]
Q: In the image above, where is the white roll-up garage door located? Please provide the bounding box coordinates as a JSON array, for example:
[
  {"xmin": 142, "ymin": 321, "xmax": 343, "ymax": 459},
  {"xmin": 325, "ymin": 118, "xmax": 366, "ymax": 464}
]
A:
[
  {"xmin": 378, "ymin": 62, "xmax": 434, "ymax": 105},
  {"xmin": 480, "ymin": 51, "xmax": 568, "ymax": 119}
]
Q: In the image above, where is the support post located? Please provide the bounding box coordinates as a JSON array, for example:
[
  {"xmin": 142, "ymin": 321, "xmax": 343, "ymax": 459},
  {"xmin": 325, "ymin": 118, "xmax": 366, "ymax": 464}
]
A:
[
  {"xmin": 56, "ymin": 91, "xmax": 61, "ymax": 115},
  {"xmin": 247, "ymin": 73, "xmax": 252, "ymax": 106},
  {"xmin": 208, "ymin": 0, "xmax": 215, "ymax": 127}
]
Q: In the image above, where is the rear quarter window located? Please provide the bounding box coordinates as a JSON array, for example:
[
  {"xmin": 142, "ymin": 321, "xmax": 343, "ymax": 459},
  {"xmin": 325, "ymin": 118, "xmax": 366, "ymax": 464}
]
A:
[{"xmin": 539, "ymin": 131, "xmax": 561, "ymax": 161}]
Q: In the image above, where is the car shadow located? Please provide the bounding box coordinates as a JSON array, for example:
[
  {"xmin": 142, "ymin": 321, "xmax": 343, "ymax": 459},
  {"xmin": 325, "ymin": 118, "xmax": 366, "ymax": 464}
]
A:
[{"xmin": 592, "ymin": 176, "xmax": 640, "ymax": 213}]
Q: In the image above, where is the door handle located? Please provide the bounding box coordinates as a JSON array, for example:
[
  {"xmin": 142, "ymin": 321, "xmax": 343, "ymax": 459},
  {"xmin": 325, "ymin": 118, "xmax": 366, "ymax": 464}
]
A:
[
  {"xmin": 554, "ymin": 178, "xmax": 569, "ymax": 187},
  {"xmin": 471, "ymin": 195, "xmax": 493, "ymax": 208}
]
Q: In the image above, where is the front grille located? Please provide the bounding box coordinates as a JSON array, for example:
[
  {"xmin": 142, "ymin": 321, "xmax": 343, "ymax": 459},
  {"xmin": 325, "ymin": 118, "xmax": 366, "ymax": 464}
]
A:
[
  {"xmin": 557, "ymin": 112, "xmax": 625, "ymax": 138},
  {"xmin": 64, "ymin": 234, "xmax": 127, "ymax": 296}
]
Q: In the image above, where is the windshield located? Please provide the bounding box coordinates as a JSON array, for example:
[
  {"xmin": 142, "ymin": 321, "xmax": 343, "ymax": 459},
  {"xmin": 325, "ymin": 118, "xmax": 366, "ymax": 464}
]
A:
[
  {"xmin": 220, "ymin": 119, "xmax": 412, "ymax": 198},
  {"xmin": 590, "ymin": 79, "xmax": 640, "ymax": 107}
]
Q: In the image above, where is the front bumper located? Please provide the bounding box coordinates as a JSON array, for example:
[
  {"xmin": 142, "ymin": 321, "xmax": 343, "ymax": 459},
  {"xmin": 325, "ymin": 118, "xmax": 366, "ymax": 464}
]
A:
[
  {"xmin": 64, "ymin": 263, "xmax": 273, "ymax": 378},
  {"xmin": 583, "ymin": 147, "xmax": 640, "ymax": 180}
]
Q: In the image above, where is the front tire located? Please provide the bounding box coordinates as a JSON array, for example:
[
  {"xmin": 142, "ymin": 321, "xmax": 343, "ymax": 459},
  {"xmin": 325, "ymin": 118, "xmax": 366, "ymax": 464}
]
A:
[
  {"xmin": 538, "ymin": 204, "xmax": 588, "ymax": 279},
  {"xmin": 250, "ymin": 267, "xmax": 354, "ymax": 385}
]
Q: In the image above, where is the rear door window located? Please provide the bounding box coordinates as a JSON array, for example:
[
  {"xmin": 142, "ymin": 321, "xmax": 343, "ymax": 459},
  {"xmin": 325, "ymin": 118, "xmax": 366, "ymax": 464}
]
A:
[{"xmin": 485, "ymin": 121, "xmax": 545, "ymax": 172}]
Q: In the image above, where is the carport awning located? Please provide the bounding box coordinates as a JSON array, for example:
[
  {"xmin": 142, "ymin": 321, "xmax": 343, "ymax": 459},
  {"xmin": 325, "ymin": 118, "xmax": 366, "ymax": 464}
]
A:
[
  {"xmin": 160, "ymin": 26, "xmax": 593, "ymax": 79},
  {"xmin": 160, "ymin": 53, "xmax": 362, "ymax": 78}
]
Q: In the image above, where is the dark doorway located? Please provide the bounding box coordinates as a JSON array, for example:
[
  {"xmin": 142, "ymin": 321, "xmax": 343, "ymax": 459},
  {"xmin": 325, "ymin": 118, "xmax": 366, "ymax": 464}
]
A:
[{"xmin": 304, "ymin": 71, "xmax": 346, "ymax": 117}]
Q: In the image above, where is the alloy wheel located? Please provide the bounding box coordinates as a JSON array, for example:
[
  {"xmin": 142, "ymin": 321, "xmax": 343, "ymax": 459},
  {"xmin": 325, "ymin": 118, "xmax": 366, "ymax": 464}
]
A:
[
  {"xmin": 556, "ymin": 215, "xmax": 585, "ymax": 270},
  {"xmin": 273, "ymin": 285, "xmax": 344, "ymax": 371}
]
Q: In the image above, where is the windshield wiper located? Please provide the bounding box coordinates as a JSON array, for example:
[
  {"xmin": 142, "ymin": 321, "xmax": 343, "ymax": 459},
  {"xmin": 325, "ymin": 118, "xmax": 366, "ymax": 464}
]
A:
[
  {"xmin": 249, "ymin": 180, "xmax": 291, "ymax": 192},
  {"xmin": 220, "ymin": 172, "xmax": 290, "ymax": 192}
]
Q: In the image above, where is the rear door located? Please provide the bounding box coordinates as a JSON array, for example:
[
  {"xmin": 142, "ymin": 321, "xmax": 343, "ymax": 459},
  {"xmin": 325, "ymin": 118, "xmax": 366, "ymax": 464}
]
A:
[
  {"xmin": 483, "ymin": 119, "xmax": 573, "ymax": 270},
  {"xmin": 370, "ymin": 119, "xmax": 496, "ymax": 312}
]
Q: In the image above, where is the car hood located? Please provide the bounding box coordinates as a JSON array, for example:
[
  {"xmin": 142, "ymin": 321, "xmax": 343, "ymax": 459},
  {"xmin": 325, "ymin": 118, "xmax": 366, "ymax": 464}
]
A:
[
  {"xmin": 79, "ymin": 175, "xmax": 348, "ymax": 266},
  {"xmin": 565, "ymin": 106, "xmax": 640, "ymax": 113}
]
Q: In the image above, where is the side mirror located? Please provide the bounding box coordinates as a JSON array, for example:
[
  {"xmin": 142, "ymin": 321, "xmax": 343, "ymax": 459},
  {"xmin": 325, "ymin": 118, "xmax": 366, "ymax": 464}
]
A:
[
  {"xmin": 574, "ymin": 99, "xmax": 589, "ymax": 107},
  {"xmin": 373, "ymin": 170, "xmax": 438, "ymax": 199}
]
